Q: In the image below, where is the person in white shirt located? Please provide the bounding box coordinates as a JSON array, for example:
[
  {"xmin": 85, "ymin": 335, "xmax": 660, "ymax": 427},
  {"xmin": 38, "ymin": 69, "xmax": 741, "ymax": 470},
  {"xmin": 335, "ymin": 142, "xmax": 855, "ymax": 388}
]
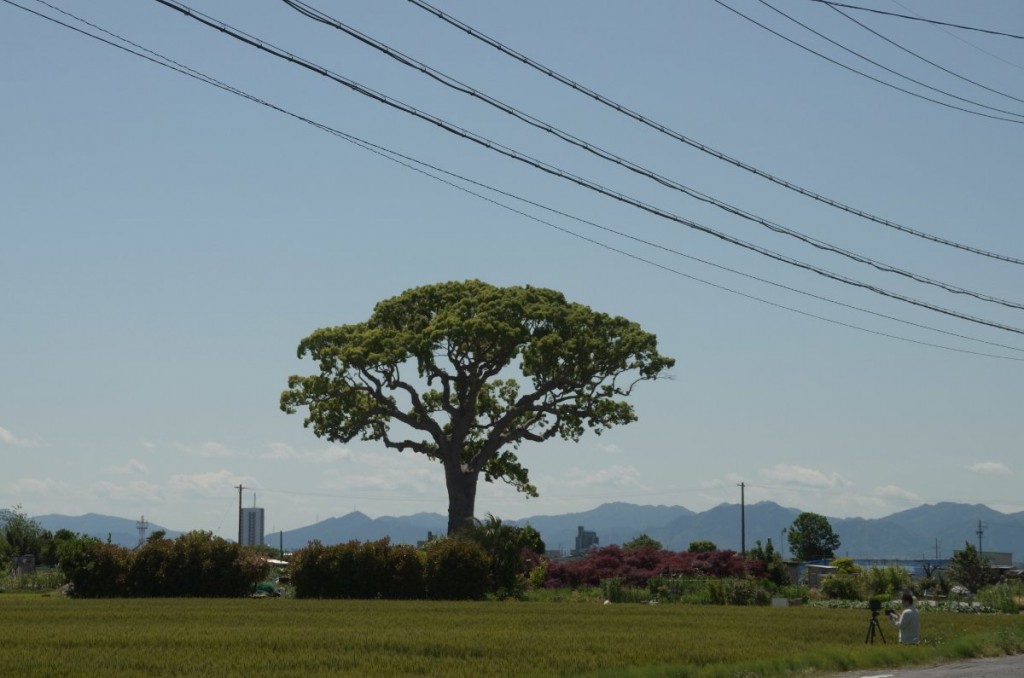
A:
[{"xmin": 887, "ymin": 590, "xmax": 920, "ymax": 644}]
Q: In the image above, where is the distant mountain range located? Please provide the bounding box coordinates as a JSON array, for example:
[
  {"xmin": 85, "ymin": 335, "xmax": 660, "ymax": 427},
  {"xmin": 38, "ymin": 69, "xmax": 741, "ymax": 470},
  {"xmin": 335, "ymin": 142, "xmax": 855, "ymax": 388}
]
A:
[{"xmin": 33, "ymin": 502, "xmax": 1024, "ymax": 562}]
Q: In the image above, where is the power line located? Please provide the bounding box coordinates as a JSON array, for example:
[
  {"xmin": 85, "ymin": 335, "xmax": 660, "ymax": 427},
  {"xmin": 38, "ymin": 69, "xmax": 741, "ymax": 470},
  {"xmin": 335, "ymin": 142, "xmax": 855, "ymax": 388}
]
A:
[
  {"xmin": 809, "ymin": 0, "xmax": 1024, "ymax": 41},
  {"xmin": 755, "ymin": 0, "xmax": 1024, "ymax": 120},
  {"xmin": 282, "ymin": 0, "xmax": 1024, "ymax": 312},
  {"xmin": 889, "ymin": 0, "xmax": 1024, "ymax": 73},
  {"xmin": 405, "ymin": 0, "xmax": 1024, "ymax": 266},
  {"xmin": 10, "ymin": 0, "xmax": 1023, "ymax": 360},
  {"xmin": 145, "ymin": 0, "xmax": 1024, "ymax": 338},
  {"xmin": 714, "ymin": 0, "xmax": 1024, "ymax": 124},
  {"xmin": 824, "ymin": 2, "xmax": 1024, "ymax": 107}
]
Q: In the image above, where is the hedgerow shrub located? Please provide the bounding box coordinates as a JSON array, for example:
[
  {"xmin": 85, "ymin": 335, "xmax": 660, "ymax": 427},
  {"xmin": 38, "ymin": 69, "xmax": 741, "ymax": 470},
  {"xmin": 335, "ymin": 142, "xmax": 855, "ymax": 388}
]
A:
[
  {"xmin": 386, "ymin": 544, "xmax": 425, "ymax": 600},
  {"xmin": 422, "ymin": 538, "xmax": 490, "ymax": 600},
  {"xmin": 821, "ymin": 573, "xmax": 862, "ymax": 601},
  {"xmin": 459, "ymin": 516, "xmax": 544, "ymax": 599},
  {"xmin": 289, "ymin": 540, "xmax": 328, "ymax": 598},
  {"xmin": 58, "ymin": 538, "xmax": 129, "ymax": 598},
  {"xmin": 58, "ymin": 531, "xmax": 267, "ymax": 598},
  {"xmin": 545, "ymin": 546, "xmax": 752, "ymax": 589},
  {"xmin": 293, "ymin": 537, "xmax": 508, "ymax": 601}
]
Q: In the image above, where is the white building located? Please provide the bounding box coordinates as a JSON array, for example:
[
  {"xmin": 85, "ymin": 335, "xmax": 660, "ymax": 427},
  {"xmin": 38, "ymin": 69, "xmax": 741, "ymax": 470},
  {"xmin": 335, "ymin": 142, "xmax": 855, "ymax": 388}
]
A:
[{"xmin": 240, "ymin": 507, "xmax": 265, "ymax": 547}]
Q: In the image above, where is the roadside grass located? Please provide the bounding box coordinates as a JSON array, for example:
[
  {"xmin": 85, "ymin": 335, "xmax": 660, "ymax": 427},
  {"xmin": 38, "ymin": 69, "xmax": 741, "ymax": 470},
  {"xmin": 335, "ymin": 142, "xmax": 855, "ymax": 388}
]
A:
[{"xmin": 0, "ymin": 595, "xmax": 1020, "ymax": 677}]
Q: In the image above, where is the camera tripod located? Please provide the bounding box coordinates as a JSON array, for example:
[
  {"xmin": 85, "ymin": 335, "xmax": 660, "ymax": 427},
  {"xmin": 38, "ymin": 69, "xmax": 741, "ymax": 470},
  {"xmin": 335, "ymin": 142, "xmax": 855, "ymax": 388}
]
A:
[{"xmin": 865, "ymin": 610, "xmax": 887, "ymax": 644}]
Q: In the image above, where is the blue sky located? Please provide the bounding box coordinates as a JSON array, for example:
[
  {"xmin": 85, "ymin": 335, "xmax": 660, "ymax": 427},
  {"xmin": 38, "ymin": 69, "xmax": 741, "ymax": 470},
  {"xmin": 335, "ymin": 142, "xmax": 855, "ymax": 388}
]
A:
[{"xmin": 2, "ymin": 0, "xmax": 1022, "ymax": 539}]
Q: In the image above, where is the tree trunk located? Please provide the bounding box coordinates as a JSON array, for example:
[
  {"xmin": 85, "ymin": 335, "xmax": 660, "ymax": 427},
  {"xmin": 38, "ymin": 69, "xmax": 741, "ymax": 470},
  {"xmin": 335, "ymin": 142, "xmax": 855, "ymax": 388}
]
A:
[{"xmin": 445, "ymin": 463, "xmax": 480, "ymax": 535}]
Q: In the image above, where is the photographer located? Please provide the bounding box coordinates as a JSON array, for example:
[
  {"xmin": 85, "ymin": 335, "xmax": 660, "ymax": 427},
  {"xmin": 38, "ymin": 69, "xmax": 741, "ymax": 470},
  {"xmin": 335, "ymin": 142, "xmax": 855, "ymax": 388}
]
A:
[{"xmin": 886, "ymin": 591, "xmax": 920, "ymax": 645}]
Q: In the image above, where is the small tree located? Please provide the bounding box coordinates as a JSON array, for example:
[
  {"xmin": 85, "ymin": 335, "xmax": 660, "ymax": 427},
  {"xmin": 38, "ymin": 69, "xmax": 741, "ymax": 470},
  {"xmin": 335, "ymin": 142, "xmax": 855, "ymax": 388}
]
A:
[
  {"xmin": 748, "ymin": 539, "xmax": 788, "ymax": 586},
  {"xmin": 949, "ymin": 542, "xmax": 997, "ymax": 593},
  {"xmin": 623, "ymin": 534, "xmax": 662, "ymax": 551},
  {"xmin": 0, "ymin": 505, "xmax": 44, "ymax": 563},
  {"xmin": 688, "ymin": 540, "xmax": 717, "ymax": 553},
  {"xmin": 787, "ymin": 512, "xmax": 840, "ymax": 561},
  {"xmin": 463, "ymin": 514, "xmax": 544, "ymax": 598}
]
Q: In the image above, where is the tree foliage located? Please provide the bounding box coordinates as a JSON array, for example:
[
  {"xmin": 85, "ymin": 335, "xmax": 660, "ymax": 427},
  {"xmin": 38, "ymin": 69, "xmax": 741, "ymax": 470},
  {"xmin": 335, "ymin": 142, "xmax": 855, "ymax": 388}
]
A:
[
  {"xmin": 56, "ymin": 531, "xmax": 268, "ymax": 598},
  {"xmin": 289, "ymin": 538, "xmax": 425, "ymax": 599},
  {"xmin": 787, "ymin": 512, "xmax": 841, "ymax": 562},
  {"xmin": 623, "ymin": 534, "xmax": 663, "ymax": 551},
  {"xmin": 0, "ymin": 505, "xmax": 44, "ymax": 563},
  {"xmin": 948, "ymin": 542, "xmax": 998, "ymax": 593},
  {"xmin": 422, "ymin": 538, "xmax": 492, "ymax": 600},
  {"xmin": 748, "ymin": 539, "xmax": 788, "ymax": 586},
  {"xmin": 281, "ymin": 280, "xmax": 674, "ymax": 534},
  {"xmin": 461, "ymin": 514, "xmax": 545, "ymax": 598},
  {"xmin": 545, "ymin": 545, "xmax": 753, "ymax": 588},
  {"xmin": 688, "ymin": 540, "xmax": 717, "ymax": 553}
]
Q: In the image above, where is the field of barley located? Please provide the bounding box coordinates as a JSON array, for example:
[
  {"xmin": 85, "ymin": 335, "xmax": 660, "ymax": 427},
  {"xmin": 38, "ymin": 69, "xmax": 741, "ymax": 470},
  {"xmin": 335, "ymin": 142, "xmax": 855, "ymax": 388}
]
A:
[{"xmin": 1, "ymin": 595, "xmax": 1021, "ymax": 677}]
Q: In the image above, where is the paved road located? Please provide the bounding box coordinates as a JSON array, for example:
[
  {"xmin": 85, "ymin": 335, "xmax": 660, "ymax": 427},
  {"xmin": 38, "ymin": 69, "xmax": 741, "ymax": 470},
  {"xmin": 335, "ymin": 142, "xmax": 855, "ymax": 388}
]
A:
[{"xmin": 830, "ymin": 655, "xmax": 1024, "ymax": 677}]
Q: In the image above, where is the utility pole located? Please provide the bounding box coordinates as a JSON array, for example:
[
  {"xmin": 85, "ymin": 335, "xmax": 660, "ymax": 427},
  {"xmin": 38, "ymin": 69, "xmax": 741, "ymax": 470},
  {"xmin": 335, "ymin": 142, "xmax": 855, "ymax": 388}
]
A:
[
  {"xmin": 738, "ymin": 482, "xmax": 746, "ymax": 556},
  {"xmin": 976, "ymin": 520, "xmax": 987, "ymax": 556}
]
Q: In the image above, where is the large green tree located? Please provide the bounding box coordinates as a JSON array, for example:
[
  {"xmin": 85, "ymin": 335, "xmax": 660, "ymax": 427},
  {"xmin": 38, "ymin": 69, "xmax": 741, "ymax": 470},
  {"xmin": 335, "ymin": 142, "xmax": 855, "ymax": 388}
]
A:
[
  {"xmin": 787, "ymin": 512, "xmax": 841, "ymax": 562},
  {"xmin": 281, "ymin": 280, "xmax": 674, "ymax": 534}
]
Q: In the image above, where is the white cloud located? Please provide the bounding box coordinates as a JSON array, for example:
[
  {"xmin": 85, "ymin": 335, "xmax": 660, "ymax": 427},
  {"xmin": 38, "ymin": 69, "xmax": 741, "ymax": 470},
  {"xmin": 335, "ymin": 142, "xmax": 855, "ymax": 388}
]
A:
[
  {"xmin": 8, "ymin": 477, "xmax": 69, "ymax": 494},
  {"xmin": 595, "ymin": 443, "xmax": 623, "ymax": 456},
  {"xmin": 968, "ymin": 462, "xmax": 1011, "ymax": 475},
  {"xmin": 91, "ymin": 479, "xmax": 162, "ymax": 503},
  {"xmin": 108, "ymin": 459, "xmax": 148, "ymax": 475},
  {"xmin": 872, "ymin": 485, "xmax": 921, "ymax": 502},
  {"xmin": 173, "ymin": 442, "xmax": 235, "ymax": 458},
  {"xmin": 0, "ymin": 426, "xmax": 41, "ymax": 448},
  {"xmin": 562, "ymin": 464, "xmax": 647, "ymax": 491},
  {"xmin": 318, "ymin": 454, "xmax": 438, "ymax": 494},
  {"xmin": 167, "ymin": 469, "xmax": 255, "ymax": 497},
  {"xmin": 760, "ymin": 464, "xmax": 852, "ymax": 489},
  {"xmin": 260, "ymin": 442, "xmax": 353, "ymax": 463}
]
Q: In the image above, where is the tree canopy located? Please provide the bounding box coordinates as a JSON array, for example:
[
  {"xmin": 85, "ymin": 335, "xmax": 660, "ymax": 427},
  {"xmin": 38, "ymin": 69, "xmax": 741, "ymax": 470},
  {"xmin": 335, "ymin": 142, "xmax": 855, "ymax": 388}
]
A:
[
  {"xmin": 787, "ymin": 512, "xmax": 841, "ymax": 562},
  {"xmin": 948, "ymin": 542, "xmax": 997, "ymax": 593},
  {"xmin": 281, "ymin": 280, "xmax": 674, "ymax": 534},
  {"xmin": 623, "ymin": 534, "xmax": 663, "ymax": 551}
]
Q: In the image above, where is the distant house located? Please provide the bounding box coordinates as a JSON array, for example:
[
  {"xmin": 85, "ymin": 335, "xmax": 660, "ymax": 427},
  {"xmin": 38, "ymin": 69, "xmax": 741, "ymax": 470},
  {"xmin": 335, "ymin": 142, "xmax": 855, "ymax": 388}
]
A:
[
  {"xmin": 803, "ymin": 563, "xmax": 837, "ymax": 588},
  {"xmin": 980, "ymin": 551, "xmax": 1013, "ymax": 568},
  {"xmin": 572, "ymin": 525, "xmax": 599, "ymax": 557}
]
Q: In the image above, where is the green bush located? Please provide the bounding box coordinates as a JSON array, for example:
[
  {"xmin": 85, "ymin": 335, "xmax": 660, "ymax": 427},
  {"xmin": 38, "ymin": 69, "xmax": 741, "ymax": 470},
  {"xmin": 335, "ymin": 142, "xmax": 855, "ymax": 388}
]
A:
[
  {"xmin": 386, "ymin": 544, "xmax": 425, "ymax": 600},
  {"xmin": 706, "ymin": 577, "xmax": 772, "ymax": 606},
  {"xmin": 821, "ymin": 573, "xmax": 862, "ymax": 601},
  {"xmin": 977, "ymin": 580, "xmax": 1024, "ymax": 614},
  {"xmin": 862, "ymin": 565, "xmax": 911, "ymax": 597},
  {"xmin": 58, "ymin": 538, "xmax": 130, "ymax": 598},
  {"xmin": 422, "ymin": 538, "xmax": 490, "ymax": 600},
  {"xmin": 59, "ymin": 531, "xmax": 266, "ymax": 598},
  {"xmin": 290, "ymin": 540, "xmax": 426, "ymax": 600},
  {"xmin": 288, "ymin": 540, "xmax": 327, "ymax": 598}
]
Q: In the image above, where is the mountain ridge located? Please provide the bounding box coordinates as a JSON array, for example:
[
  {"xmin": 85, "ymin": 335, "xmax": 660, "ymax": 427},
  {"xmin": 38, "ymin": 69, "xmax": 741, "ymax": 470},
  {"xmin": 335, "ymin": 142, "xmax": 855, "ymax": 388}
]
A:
[{"xmin": 31, "ymin": 501, "xmax": 1024, "ymax": 561}]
